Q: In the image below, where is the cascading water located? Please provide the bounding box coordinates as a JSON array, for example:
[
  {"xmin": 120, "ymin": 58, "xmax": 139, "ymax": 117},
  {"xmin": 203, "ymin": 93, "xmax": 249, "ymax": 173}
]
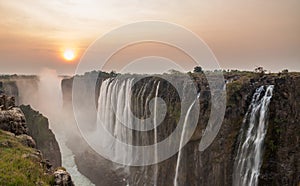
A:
[
  {"xmin": 97, "ymin": 78, "xmax": 135, "ymax": 174},
  {"xmin": 174, "ymin": 93, "xmax": 200, "ymax": 186},
  {"xmin": 94, "ymin": 76, "xmax": 198, "ymax": 185},
  {"xmin": 141, "ymin": 81, "xmax": 156, "ymax": 184},
  {"xmin": 233, "ymin": 85, "xmax": 274, "ymax": 186},
  {"xmin": 96, "ymin": 77, "xmax": 165, "ymax": 185},
  {"xmin": 153, "ymin": 82, "xmax": 160, "ymax": 186}
]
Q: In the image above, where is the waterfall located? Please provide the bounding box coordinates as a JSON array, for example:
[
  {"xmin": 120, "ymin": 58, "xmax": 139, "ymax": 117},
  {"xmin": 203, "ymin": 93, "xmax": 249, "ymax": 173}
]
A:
[
  {"xmin": 93, "ymin": 76, "xmax": 198, "ymax": 185},
  {"xmin": 142, "ymin": 81, "xmax": 155, "ymax": 184},
  {"xmin": 174, "ymin": 93, "xmax": 200, "ymax": 186},
  {"xmin": 233, "ymin": 85, "xmax": 274, "ymax": 186},
  {"xmin": 97, "ymin": 78, "xmax": 135, "ymax": 168},
  {"xmin": 153, "ymin": 82, "xmax": 160, "ymax": 186},
  {"xmin": 96, "ymin": 77, "xmax": 167, "ymax": 185}
]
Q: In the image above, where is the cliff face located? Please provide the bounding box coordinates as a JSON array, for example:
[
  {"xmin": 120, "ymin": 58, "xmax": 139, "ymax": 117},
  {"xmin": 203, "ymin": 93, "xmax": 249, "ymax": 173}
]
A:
[
  {"xmin": 259, "ymin": 75, "xmax": 300, "ymax": 185},
  {"xmin": 20, "ymin": 105, "xmax": 62, "ymax": 168},
  {"xmin": 61, "ymin": 72, "xmax": 300, "ymax": 186},
  {"xmin": 1, "ymin": 72, "xmax": 298, "ymax": 185},
  {"xmin": 0, "ymin": 94, "xmax": 73, "ymax": 186},
  {"xmin": 166, "ymin": 73, "xmax": 300, "ymax": 186},
  {"xmin": 126, "ymin": 74, "xmax": 251, "ymax": 186},
  {"xmin": 178, "ymin": 73, "xmax": 299, "ymax": 186},
  {"xmin": 0, "ymin": 76, "xmax": 62, "ymax": 168}
]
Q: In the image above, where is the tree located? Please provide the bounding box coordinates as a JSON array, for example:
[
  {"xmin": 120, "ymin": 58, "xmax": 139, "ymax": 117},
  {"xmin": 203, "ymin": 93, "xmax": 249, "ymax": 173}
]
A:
[
  {"xmin": 109, "ymin": 70, "xmax": 117, "ymax": 77},
  {"xmin": 254, "ymin": 66, "xmax": 266, "ymax": 74},
  {"xmin": 193, "ymin": 66, "xmax": 203, "ymax": 73}
]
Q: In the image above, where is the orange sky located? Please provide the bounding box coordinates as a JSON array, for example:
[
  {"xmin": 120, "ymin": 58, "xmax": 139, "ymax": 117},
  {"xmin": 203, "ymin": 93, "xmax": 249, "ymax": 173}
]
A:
[{"xmin": 0, "ymin": 0, "xmax": 299, "ymax": 74}]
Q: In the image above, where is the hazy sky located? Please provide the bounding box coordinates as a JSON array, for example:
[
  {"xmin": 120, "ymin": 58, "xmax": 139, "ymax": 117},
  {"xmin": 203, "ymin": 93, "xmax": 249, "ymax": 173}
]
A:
[{"xmin": 0, "ymin": 0, "xmax": 299, "ymax": 74}]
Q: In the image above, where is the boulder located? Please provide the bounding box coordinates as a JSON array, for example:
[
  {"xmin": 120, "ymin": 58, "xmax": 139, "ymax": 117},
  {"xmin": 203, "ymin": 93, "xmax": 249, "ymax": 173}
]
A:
[
  {"xmin": 0, "ymin": 107, "xmax": 28, "ymax": 135},
  {"xmin": 53, "ymin": 168, "xmax": 74, "ymax": 186}
]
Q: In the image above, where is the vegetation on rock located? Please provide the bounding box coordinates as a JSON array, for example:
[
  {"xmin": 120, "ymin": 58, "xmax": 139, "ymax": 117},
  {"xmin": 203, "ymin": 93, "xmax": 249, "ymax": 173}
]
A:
[{"xmin": 0, "ymin": 130, "xmax": 55, "ymax": 186}]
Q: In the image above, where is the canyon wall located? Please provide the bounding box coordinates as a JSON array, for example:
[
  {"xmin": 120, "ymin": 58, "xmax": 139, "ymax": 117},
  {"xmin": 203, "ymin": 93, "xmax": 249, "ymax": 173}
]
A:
[
  {"xmin": 1, "ymin": 72, "xmax": 299, "ymax": 186},
  {"xmin": 0, "ymin": 94, "xmax": 73, "ymax": 186},
  {"xmin": 20, "ymin": 105, "xmax": 62, "ymax": 168},
  {"xmin": 0, "ymin": 76, "xmax": 62, "ymax": 169},
  {"xmin": 61, "ymin": 72, "xmax": 299, "ymax": 186}
]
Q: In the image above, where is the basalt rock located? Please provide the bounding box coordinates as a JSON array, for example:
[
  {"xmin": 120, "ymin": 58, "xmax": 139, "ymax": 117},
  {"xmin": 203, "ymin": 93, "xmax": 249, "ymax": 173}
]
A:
[
  {"xmin": 20, "ymin": 104, "xmax": 62, "ymax": 168},
  {"xmin": 259, "ymin": 75, "xmax": 300, "ymax": 186},
  {"xmin": 0, "ymin": 94, "xmax": 15, "ymax": 110},
  {"xmin": 53, "ymin": 168, "xmax": 75, "ymax": 186},
  {"xmin": 0, "ymin": 99, "xmax": 28, "ymax": 135}
]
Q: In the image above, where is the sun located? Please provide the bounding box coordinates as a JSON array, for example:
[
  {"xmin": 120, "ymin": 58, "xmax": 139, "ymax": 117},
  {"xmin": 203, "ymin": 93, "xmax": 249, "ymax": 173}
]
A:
[{"xmin": 63, "ymin": 49, "xmax": 75, "ymax": 61}]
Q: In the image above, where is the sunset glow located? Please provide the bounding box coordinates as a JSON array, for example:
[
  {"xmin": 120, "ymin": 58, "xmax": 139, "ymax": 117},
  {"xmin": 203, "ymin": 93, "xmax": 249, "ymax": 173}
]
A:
[
  {"xmin": 63, "ymin": 49, "xmax": 75, "ymax": 61},
  {"xmin": 0, "ymin": 0, "xmax": 299, "ymax": 74}
]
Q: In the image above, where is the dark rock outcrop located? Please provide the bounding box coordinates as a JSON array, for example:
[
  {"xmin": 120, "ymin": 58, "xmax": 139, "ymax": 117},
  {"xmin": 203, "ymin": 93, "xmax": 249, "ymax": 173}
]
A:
[
  {"xmin": 20, "ymin": 104, "xmax": 62, "ymax": 168},
  {"xmin": 53, "ymin": 168, "xmax": 75, "ymax": 186},
  {"xmin": 0, "ymin": 95, "xmax": 28, "ymax": 135},
  {"xmin": 0, "ymin": 94, "xmax": 15, "ymax": 109}
]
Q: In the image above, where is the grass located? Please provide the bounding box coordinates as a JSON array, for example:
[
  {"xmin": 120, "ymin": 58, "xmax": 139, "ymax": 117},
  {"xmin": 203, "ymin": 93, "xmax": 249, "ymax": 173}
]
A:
[{"xmin": 0, "ymin": 130, "xmax": 54, "ymax": 186}]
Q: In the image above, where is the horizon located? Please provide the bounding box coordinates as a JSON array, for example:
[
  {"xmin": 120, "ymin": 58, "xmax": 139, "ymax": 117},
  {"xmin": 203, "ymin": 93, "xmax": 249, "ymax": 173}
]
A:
[{"xmin": 0, "ymin": 67, "xmax": 298, "ymax": 77}]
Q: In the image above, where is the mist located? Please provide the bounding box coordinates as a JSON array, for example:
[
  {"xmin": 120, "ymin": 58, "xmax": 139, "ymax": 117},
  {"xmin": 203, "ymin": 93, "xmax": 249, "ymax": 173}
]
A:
[{"xmin": 15, "ymin": 68, "xmax": 94, "ymax": 185}]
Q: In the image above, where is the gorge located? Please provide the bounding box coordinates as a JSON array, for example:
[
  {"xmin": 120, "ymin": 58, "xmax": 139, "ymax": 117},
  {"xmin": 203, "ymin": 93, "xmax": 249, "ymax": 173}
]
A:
[{"xmin": 0, "ymin": 70, "xmax": 299, "ymax": 186}]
